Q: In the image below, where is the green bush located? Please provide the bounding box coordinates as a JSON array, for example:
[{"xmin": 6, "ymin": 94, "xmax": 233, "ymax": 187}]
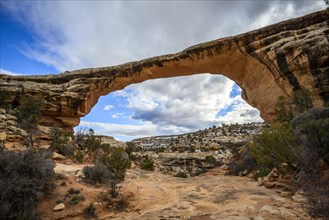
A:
[
  {"xmin": 140, "ymin": 156, "xmax": 155, "ymax": 171},
  {"xmin": 228, "ymin": 145, "xmax": 257, "ymax": 176},
  {"xmin": 125, "ymin": 142, "xmax": 139, "ymax": 157},
  {"xmin": 205, "ymin": 155, "xmax": 216, "ymax": 165},
  {"xmin": 84, "ymin": 148, "xmax": 131, "ymax": 198},
  {"xmin": 83, "ymin": 161, "xmax": 110, "ymax": 185},
  {"xmin": 99, "ymin": 148, "xmax": 131, "ymax": 197},
  {"xmin": 15, "ymin": 96, "xmax": 42, "ymax": 130},
  {"xmin": 291, "ymin": 108, "xmax": 329, "ymax": 219},
  {"xmin": 275, "ymin": 89, "xmax": 313, "ymax": 123},
  {"xmin": 292, "ymin": 108, "xmax": 329, "ymax": 164},
  {"xmin": 188, "ymin": 145, "xmax": 196, "ymax": 153},
  {"xmin": 75, "ymin": 128, "xmax": 102, "ymax": 152},
  {"xmin": 83, "ymin": 203, "xmax": 97, "ymax": 219},
  {"xmin": 252, "ymin": 168, "xmax": 272, "ymax": 180},
  {"xmin": 50, "ymin": 127, "xmax": 74, "ymax": 156},
  {"xmin": 250, "ymin": 123, "xmax": 296, "ymax": 173},
  {"xmin": 0, "ymin": 150, "xmax": 55, "ymax": 219},
  {"xmin": 67, "ymin": 188, "xmax": 80, "ymax": 195},
  {"xmin": 64, "ymin": 187, "xmax": 85, "ymax": 206},
  {"xmin": 175, "ymin": 171, "xmax": 187, "ymax": 178},
  {"xmin": 75, "ymin": 150, "xmax": 84, "ymax": 163},
  {"xmin": 0, "ymin": 89, "xmax": 11, "ymax": 109},
  {"xmin": 100, "ymin": 143, "xmax": 112, "ymax": 154},
  {"xmin": 69, "ymin": 194, "xmax": 85, "ymax": 206}
]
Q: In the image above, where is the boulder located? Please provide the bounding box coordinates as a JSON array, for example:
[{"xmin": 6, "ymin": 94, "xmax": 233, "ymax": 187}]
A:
[
  {"xmin": 52, "ymin": 152, "xmax": 66, "ymax": 160},
  {"xmin": 0, "ymin": 132, "xmax": 6, "ymax": 141},
  {"xmin": 53, "ymin": 203, "xmax": 65, "ymax": 211},
  {"xmin": 292, "ymin": 190, "xmax": 307, "ymax": 203},
  {"xmin": 54, "ymin": 163, "xmax": 84, "ymax": 176},
  {"xmin": 264, "ymin": 182, "xmax": 276, "ymax": 189},
  {"xmin": 221, "ymin": 164, "xmax": 229, "ymax": 170}
]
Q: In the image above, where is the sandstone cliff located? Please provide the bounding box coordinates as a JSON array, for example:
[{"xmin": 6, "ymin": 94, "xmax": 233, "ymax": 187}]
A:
[{"xmin": 0, "ymin": 10, "xmax": 328, "ymax": 129}]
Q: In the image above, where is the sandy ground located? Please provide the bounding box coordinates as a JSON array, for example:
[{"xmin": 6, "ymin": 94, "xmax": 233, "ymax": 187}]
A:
[
  {"xmin": 40, "ymin": 165, "xmax": 310, "ymax": 220},
  {"xmin": 101, "ymin": 168, "xmax": 309, "ymax": 220}
]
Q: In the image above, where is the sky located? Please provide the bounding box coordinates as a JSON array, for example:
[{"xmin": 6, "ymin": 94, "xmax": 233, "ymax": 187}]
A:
[{"xmin": 0, "ymin": 1, "xmax": 326, "ymax": 141}]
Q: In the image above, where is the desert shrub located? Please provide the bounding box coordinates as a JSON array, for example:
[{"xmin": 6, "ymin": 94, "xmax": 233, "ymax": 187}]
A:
[
  {"xmin": 291, "ymin": 89, "xmax": 313, "ymax": 114},
  {"xmin": 14, "ymin": 96, "xmax": 43, "ymax": 148},
  {"xmin": 69, "ymin": 194, "xmax": 85, "ymax": 205},
  {"xmin": 153, "ymin": 147, "xmax": 165, "ymax": 153},
  {"xmin": 175, "ymin": 171, "xmax": 187, "ymax": 178},
  {"xmin": 205, "ymin": 155, "xmax": 216, "ymax": 165},
  {"xmin": 75, "ymin": 150, "xmax": 84, "ymax": 163},
  {"xmin": 83, "ymin": 203, "xmax": 97, "ymax": 219},
  {"xmin": 250, "ymin": 123, "xmax": 296, "ymax": 174},
  {"xmin": 55, "ymin": 173, "xmax": 67, "ymax": 180},
  {"xmin": 291, "ymin": 108, "xmax": 329, "ymax": 219},
  {"xmin": 228, "ymin": 145, "xmax": 257, "ymax": 176},
  {"xmin": 61, "ymin": 144, "xmax": 75, "ymax": 156},
  {"xmin": 100, "ymin": 143, "xmax": 112, "ymax": 154},
  {"xmin": 75, "ymin": 128, "xmax": 102, "ymax": 152},
  {"xmin": 83, "ymin": 160, "xmax": 110, "ymax": 185},
  {"xmin": 188, "ymin": 145, "xmax": 196, "ymax": 153},
  {"xmin": 292, "ymin": 108, "xmax": 329, "ymax": 165},
  {"xmin": 140, "ymin": 155, "xmax": 154, "ymax": 171},
  {"xmin": 0, "ymin": 89, "xmax": 11, "ymax": 109},
  {"xmin": 125, "ymin": 141, "xmax": 142, "ymax": 157},
  {"xmin": 15, "ymin": 96, "xmax": 42, "ymax": 129},
  {"xmin": 301, "ymin": 177, "xmax": 329, "ymax": 219},
  {"xmin": 67, "ymin": 187, "xmax": 80, "ymax": 195},
  {"xmin": 50, "ymin": 127, "xmax": 74, "ymax": 156},
  {"xmin": 84, "ymin": 148, "xmax": 130, "ymax": 198},
  {"xmin": 112, "ymin": 196, "xmax": 130, "ymax": 211},
  {"xmin": 64, "ymin": 187, "xmax": 85, "ymax": 205},
  {"xmin": 275, "ymin": 89, "xmax": 313, "ymax": 123},
  {"xmin": 99, "ymin": 148, "xmax": 131, "ymax": 197},
  {"xmin": 0, "ymin": 150, "xmax": 55, "ymax": 219},
  {"xmin": 252, "ymin": 167, "xmax": 272, "ymax": 180}
]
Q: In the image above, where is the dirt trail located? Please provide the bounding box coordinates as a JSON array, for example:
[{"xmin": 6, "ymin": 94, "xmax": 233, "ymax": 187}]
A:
[{"xmin": 98, "ymin": 168, "xmax": 309, "ymax": 220}]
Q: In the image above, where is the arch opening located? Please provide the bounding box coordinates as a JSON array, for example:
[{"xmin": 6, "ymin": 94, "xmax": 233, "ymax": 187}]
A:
[{"xmin": 76, "ymin": 74, "xmax": 263, "ymax": 141}]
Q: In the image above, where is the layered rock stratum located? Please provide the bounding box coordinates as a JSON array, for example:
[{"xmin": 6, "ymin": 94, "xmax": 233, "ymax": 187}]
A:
[{"xmin": 0, "ymin": 10, "xmax": 328, "ymax": 129}]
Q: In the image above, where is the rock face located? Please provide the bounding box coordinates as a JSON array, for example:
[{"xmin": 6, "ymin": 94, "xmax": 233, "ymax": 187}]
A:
[
  {"xmin": 0, "ymin": 108, "xmax": 27, "ymax": 144},
  {"xmin": 97, "ymin": 135, "xmax": 125, "ymax": 148},
  {"xmin": 135, "ymin": 151, "xmax": 222, "ymax": 177},
  {"xmin": 0, "ymin": 11, "xmax": 328, "ymax": 129},
  {"xmin": 155, "ymin": 152, "xmax": 221, "ymax": 177}
]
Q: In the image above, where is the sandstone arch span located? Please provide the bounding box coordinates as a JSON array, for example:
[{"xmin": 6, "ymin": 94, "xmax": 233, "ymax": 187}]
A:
[{"xmin": 0, "ymin": 10, "xmax": 328, "ymax": 129}]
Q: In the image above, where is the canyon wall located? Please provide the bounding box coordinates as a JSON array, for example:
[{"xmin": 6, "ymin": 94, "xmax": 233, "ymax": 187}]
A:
[{"xmin": 0, "ymin": 10, "xmax": 328, "ymax": 129}]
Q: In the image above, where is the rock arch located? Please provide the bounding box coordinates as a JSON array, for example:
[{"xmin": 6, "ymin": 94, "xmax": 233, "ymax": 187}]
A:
[{"xmin": 0, "ymin": 10, "xmax": 328, "ymax": 129}]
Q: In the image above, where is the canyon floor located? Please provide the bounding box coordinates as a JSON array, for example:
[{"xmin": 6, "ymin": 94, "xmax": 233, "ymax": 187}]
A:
[{"xmin": 41, "ymin": 164, "xmax": 310, "ymax": 220}]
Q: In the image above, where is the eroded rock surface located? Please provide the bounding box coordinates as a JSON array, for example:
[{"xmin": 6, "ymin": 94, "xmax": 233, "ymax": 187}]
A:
[{"xmin": 1, "ymin": 10, "xmax": 328, "ymax": 129}]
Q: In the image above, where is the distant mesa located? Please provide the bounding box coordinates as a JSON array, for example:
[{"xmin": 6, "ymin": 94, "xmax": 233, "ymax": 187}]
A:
[{"xmin": 0, "ymin": 10, "xmax": 328, "ymax": 130}]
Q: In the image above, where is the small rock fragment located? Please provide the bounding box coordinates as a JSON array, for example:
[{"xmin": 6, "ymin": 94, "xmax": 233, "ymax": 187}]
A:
[{"xmin": 53, "ymin": 203, "xmax": 65, "ymax": 211}]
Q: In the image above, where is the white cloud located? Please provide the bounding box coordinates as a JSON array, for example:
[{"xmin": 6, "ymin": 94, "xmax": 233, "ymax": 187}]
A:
[
  {"xmin": 218, "ymin": 97, "xmax": 263, "ymax": 125},
  {"xmin": 113, "ymin": 74, "xmax": 263, "ymax": 132},
  {"xmin": 103, "ymin": 104, "xmax": 114, "ymax": 111},
  {"xmin": 115, "ymin": 74, "xmax": 235, "ymax": 129},
  {"xmin": 111, "ymin": 113, "xmax": 125, "ymax": 118},
  {"xmin": 0, "ymin": 68, "xmax": 22, "ymax": 76},
  {"xmin": 1, "ymin": 1, "xmax": 325, "ymax": 72},
  {"xmin": 78, "ymin": 121, "xmax": 160, "ymax": 141}
]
